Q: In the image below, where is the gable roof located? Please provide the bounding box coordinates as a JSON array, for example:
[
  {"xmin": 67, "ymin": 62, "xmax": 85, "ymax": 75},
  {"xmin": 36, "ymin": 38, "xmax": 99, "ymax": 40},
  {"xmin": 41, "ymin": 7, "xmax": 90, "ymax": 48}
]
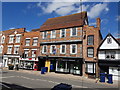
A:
[
  {"xmin": 98, "ymin": 33, "xmax": 120, "ymax": 49},
  {"xmin": 39, "ymin": 11, "xmax": 88, "ymax": 31}
]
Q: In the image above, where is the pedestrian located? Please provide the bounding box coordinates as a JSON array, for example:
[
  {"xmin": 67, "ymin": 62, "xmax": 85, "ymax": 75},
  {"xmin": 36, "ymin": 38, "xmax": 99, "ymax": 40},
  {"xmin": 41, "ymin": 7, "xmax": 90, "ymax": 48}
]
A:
[{"xmin": 16, "ymin": 64, "xmax": 19, "ymax": 71}]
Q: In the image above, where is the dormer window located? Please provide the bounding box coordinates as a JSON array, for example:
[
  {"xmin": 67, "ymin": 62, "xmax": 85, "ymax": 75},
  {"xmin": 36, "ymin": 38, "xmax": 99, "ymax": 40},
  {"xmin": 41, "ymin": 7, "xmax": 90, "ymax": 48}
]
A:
[{"xmin": 107, "ymin": 37, "xmax": 112, "ymax": 44}]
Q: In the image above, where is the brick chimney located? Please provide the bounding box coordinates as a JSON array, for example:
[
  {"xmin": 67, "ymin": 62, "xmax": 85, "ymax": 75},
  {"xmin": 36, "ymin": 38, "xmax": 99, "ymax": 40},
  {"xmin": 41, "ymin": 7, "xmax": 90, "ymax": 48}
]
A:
[{"xmin": 96, "ymin": 18, "xmax": 101, "ymax": 29}]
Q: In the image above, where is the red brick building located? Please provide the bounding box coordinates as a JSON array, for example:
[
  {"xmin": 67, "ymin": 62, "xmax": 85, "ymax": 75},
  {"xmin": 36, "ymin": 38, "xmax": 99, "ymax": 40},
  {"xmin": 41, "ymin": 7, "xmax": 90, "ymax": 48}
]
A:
[
  {"xmin": 19, "ymin": 31, "xmax": 40, "ymax": 70},
  {"xmin": 37, "ymin": 11, "xmax": 102, "ymax": 77},
  {"xmin": 2, "ymin": 28, "xmax": 26, "ymax": 67}
]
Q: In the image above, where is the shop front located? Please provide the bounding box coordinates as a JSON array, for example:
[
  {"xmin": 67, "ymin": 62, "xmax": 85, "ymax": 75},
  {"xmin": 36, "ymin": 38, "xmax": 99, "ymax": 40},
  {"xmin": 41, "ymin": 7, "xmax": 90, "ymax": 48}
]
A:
[
  {"xmin": 38, "ymin": 56, "xmax": 83, "ymax": 75},
  {"xmin": 19, "ymin": 58, "xmax": 38, "ymax": 70}
]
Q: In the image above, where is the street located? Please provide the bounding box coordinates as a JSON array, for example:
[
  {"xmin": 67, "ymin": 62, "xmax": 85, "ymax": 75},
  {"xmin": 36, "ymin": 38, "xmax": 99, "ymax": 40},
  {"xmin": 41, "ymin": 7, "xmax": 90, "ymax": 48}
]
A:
[{"xmin": 1, "ymin": 69, "xmax": 119, "ymax": 90}]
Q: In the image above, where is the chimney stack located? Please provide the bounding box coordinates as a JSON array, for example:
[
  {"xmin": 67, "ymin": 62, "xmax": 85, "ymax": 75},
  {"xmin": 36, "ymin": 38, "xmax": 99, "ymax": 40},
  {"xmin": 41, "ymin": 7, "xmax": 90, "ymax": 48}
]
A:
[{"xmin": 96, "ymin": 18, "xmax": 101, "ymax": 29}]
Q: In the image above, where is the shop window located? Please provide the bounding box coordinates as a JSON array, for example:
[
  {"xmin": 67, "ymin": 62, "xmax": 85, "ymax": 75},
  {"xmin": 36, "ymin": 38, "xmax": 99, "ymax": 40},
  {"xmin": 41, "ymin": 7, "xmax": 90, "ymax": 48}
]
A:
[
  {"xmin": 60, "ymin": 45, "xmax": 66, "ymax": 54},
  {"xmin": 43, "ymin": 31, "xmax": 47, "ymax": 39},
  {"xmin": 50, "ymin": 45, "xmax": 56, "ymax": 54},
  {"xmin": 25, "ymin": 39, "xmax": 30, "ymax": 46},
  {"xmin": 42, "ymin": 45, "xmax": 47, "ymax": 54},
  {"xmin": 87, "ymin": 35, "xmax": 94, "ymax": 45},
  {"xmin": 32, "ymin": 38, "xmax": 38, "ymax": 46},
  {"xmin": 87, "ymin": 47, "xmax": 94, "ymax": 57},
  {"xmin": 70, "ymin": 44, "xmax": 77, "ymax": 54},
  {"xmin": 70, "ymin": 27, "xmax": 77, "ymax": 36},
  {"xmin": 60, "ymin": 29, "xmax": 66, "ymax": 38},
  {"xmin": 86, "ymin": 63, "xmax": 96, "ymax": 74},
  {"xmin": 16, "ymin": 35, "xmax": 21, "ymax": 43},
  {"xmin": 106, "ymin": 51, "xmax": 115, "ymax": 59},
  {"xmin": 51, "ymin": 30, "xmax": 56, "ymax": 38}
]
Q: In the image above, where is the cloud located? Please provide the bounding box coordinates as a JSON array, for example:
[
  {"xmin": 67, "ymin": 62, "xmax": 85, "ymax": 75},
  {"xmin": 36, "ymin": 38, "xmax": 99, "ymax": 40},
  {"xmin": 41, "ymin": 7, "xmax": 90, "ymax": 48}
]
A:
[
  {"xmin": 36, "ymin": 2, "xmax": 109, "ymax": 18},
  {"xmin": 9, "ymin": 27, "xmax": 15, "ymax": 29},
  {"xmin": 88, "ymin": 3, "xmax": 108, "ymax": 19},
  {"xmin": 116, "ymin": 16, "xmax": 120, "ymax": 21},
  {"xmin": 89, "ymin": 22, "xmax": 96, "ymax": 26}
]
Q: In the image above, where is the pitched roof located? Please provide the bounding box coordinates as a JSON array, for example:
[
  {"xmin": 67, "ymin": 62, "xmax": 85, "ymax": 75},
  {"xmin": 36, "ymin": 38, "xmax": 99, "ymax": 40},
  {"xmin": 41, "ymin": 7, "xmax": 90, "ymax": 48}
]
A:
[
  {"xmin": 98, "ymin": 33, "xmax": 120, "ymax": 49},
  {"xmin": 116, "ymin": 38, "xmax": 120, "ymax": 43},
  {"xmin": 39, "ymin": 11, "xmax": 88, "ymax": 31},
  {"xmin": 2, "ymin": 28, "xmax": 26, "ymax": 35}
]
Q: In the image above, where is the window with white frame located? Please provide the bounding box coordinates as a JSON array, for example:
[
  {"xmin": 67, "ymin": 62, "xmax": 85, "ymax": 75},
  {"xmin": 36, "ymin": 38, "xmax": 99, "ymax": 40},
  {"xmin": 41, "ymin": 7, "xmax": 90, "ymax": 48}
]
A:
[
  {"xmin": 14, "ymin": 46, "xmax": 19, "ymax": 54},
  {"xmin": 71, "ymin": 27, "xmax": 77, "ymax": 36},
  {"xmin": 70, "ymin": 44, "xmax": 77, "ymax": 54},
  {"xmin": 24, "ymin": 50, "xmax": 29, "ymax": 57},
  {"xmin": 42, "ymin": 31, "xmax": 47, "ymax": 39},
  {"xmin": 86, "ymin": 63, "xmax": 96, "ymax": 73},
  {"xmin": 60, "ymin": 45, "xmax": 66, "ymax": 54},
  {"xmin": 25, "ymin": 38, "xmax": 30, "ymax": 46},
  {"xmin": 0, "ymin": 45, "xmax": 3, "ymax": 53},
  {"xmin": 7, "ymin": 46, "xmax": 12, "ymax": 54},
  {"xmin": 42, "ymin": 45, "xmax": 47, "ymax": 54},
  {"xmin": 32, "ymin": 38, "xmax": 38, "ymax": 46},
  {"xmin": 87, "ymin": 35, "xmax": 94, "ymax": 45},
  {"xmin": 1, "ymin": 36, "xmax": 5, "ymax": 43},
  {"xmin": 51, "ymin": 30, "xmax": 56, "ymax": 38},
  {"xmin": 50, "ymin": 45, "xmax": 56, "ymax": 54},
  {"xmin": 32, "ymin": 50, "xmax": 36, "ymax": 57},
  {"xmin": 87, "ymin": 47, "xmax": 94, "ymax": 57},
  {"xmin": 9, "ymin": 36, "xmax": 14, "ymax": 43},
  {"xmin": 16, "ymin": 35, "xmax": 21, "ymax": 43},
  {"xmin": 60, "ymin": 29, "xmax": 66, "ymax": 38},
  {"xmin": 106, "ymin": 51, "xmax": 115, "ymax": 59}
]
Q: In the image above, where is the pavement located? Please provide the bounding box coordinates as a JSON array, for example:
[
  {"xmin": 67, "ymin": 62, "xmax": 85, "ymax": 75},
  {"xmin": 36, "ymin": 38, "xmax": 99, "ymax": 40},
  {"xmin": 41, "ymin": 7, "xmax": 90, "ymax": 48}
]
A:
[{"xmin": 1, "ymin": 67, "xmax": 120, "ymax": 89}]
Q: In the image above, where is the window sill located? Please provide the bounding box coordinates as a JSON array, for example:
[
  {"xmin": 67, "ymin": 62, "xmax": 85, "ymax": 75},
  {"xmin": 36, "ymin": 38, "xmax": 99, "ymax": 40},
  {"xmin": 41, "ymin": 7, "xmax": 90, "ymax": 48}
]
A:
[{"xmin": 70, "ymin": 53, "xmax": 77, "ymax": 55}]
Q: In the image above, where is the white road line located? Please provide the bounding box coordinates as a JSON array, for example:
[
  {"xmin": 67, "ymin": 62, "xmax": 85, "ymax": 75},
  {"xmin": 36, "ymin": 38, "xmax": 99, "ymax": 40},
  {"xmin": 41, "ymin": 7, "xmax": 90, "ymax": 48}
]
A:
[{"xmin": 2, "ymin": 76, "xmax": 16, "ymax": 78}]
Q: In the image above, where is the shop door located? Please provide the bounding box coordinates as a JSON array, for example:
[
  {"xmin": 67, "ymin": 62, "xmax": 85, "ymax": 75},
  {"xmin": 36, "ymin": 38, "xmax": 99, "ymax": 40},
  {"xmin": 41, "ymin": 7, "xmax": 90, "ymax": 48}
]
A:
[{"xmin": 70, "ymin": 64, "xmax": 74, "ymax": 74}]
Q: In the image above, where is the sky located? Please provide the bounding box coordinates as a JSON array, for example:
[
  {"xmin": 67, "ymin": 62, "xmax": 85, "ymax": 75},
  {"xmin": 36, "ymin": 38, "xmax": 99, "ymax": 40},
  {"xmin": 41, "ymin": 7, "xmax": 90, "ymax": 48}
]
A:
[{"xmin": 2, "ymin": 1, "xmax": 120, "ymax": 38}]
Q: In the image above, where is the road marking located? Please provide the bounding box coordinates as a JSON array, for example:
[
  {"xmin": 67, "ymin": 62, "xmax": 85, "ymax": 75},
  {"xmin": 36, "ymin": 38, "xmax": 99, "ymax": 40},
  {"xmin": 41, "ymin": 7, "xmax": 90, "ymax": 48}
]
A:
[{"xmin": 2, "ymin": 76, "xmax": 16, "ymax": 78}]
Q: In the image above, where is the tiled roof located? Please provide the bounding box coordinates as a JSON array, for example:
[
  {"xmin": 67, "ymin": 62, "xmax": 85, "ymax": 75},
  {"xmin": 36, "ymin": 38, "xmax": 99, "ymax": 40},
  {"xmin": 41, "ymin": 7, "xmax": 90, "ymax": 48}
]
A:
[
  {"xmin": 39, "ymin": 11, "xmax": 88, "ymax": 31},
  {"xmin": 2, "ymin": 28, "xmax": 26, "ymax": 35}
]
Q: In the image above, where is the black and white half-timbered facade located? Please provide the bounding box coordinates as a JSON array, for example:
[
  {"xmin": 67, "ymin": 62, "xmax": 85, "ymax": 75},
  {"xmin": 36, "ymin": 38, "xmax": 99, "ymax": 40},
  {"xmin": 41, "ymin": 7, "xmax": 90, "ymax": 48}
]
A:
[{"xmin": 98, "ymin": 33, "xmax": 120, "ymax": 81}]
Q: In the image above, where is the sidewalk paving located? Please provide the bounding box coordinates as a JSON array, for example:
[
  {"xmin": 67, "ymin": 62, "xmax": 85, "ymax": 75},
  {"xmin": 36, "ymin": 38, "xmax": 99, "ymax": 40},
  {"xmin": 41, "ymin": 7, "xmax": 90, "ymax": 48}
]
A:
[{"xmin": 2, "ymin": 68, "xmax": 119, "ymax": 87}]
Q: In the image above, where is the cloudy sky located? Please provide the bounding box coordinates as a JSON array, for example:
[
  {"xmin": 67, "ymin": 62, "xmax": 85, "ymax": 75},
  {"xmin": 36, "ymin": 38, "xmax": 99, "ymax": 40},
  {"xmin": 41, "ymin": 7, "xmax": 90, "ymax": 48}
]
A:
[{"xmin": 2, "ymin": 1, "xmax": 120, "ymax": 38}]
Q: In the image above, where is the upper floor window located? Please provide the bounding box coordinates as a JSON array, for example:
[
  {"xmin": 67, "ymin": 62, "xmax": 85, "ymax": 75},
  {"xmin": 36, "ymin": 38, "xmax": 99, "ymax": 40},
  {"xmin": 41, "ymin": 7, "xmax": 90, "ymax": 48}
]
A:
[
  {"xmin": 1, "ymin": 36, "xmax": 5, "ymax": 43},
  {"xmin": 87, "ymin": 35, "xmax": 94, "ymax": 45},
  {"xmin": 42, "ymin": 31, "xmax": 47, "ymax": 39},
  {"xmin": 71, "ymin": 27, "xmax": 77, "ymax": 36},
  {"xmin": 32, "ymin": 50, "xmax": 36, "ymax": 57},
  {"xmin": 9, "ymin": 35, "xmax": 14, "ymax": 43},
  {"xmin": 16, "ymin": 35, "xmax": 21, "ymax": 43},
  {"xmin": 50, "ymin": 45, "xmax": 56, "ymax": 54},
  {"xmin": 14, "ymin": 46, "xmax": 19, "ymax": 54},
  {"xmin": 60, "ymin": 44, "xmax": 66, "ymax": 54},
  {"xmin": 60, "ymin": 29, "xmax": 66, "ymax": 38},
  {"xmin": 42, "ymin": 45, "xmax": 47, "ymax": 54},
  {"xmin": 32, "ymin": 38, "xmax": 38, "ymax": 46},
  {"xmin": 0, "ymin": 45, "xmax": 3, "ymax": 54},
  {"xmin": 106, "ymin": 51, "xmax": 115, "ymax": 59},
  {"xmin": 107, "ymin": 37, "xmax": 112, "ymax": 44},
  {"xmin": 25, "ymin": 38, "xmax": 30, "ymax": 46},
  {"xmin": 51, "ymin": 30, "xmax": 56, "ymax": 38},
  {"xmin": 70, "ymin": 44, "xmax": 77, "ymax": 54},
  {"xmin": 24, "ymin": 50, "xmax": 29, "ymax": 58},
  {"xmin": 87, "ymin": 47, "xmax": 94, "ymax": 57},
  {"xmin": 7, "ymin": 46, "xmax": 13, "ymax": 54}
]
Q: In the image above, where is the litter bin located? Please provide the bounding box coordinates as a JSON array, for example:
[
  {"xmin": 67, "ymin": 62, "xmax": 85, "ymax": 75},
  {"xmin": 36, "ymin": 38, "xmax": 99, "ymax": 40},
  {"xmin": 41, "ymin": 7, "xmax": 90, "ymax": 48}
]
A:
[
  {"xmin": 51, "ymin": 83, "xmax": 72, "ymax": 90},
  {"xmin": 8, "ymin": 66, "xmax": 14, "ymax": 70},
  {"xmin": 107, "ymin": 74, "xmax": 113, "ymax": 84},
  {"xmin": 45, "ymin": 67, "xmax": 48, "ymax": 72},
  {"xmin": 100, "ymin": 73, "xmax": 106, "ymax": 82},
  {"xmin": 50, "ymin": 64, "xmax": 54, "ymax": 71},
  {"xmin": 41, "ymin": 67, "xmax": 45, "ymax": 74}
]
